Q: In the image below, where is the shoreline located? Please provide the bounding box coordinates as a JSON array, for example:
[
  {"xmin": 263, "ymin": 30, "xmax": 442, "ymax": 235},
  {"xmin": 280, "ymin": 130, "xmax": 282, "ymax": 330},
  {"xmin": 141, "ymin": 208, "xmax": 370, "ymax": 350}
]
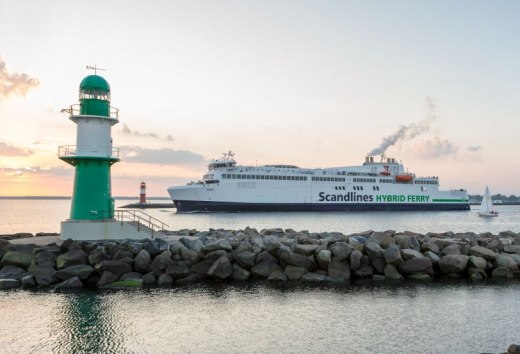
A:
[{"xmin": 1, "ymin": 228, "xmax": 520, "ymax": 291}]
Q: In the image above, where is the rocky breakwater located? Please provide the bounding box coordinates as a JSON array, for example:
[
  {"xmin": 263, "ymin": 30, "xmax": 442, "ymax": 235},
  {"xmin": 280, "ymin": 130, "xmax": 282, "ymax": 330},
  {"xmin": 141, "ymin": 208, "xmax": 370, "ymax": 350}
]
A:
[{"xmin": 1, "ymin": 228, "xmax": 520, "ymax": 290}]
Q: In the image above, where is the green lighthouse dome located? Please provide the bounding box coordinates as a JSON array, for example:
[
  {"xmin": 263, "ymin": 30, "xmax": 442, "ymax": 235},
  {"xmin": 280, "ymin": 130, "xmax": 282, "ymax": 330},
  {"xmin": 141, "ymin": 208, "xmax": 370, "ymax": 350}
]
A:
[{"xmin": 80, "ymin": 75, "xmax": 110, "ymax": 92}]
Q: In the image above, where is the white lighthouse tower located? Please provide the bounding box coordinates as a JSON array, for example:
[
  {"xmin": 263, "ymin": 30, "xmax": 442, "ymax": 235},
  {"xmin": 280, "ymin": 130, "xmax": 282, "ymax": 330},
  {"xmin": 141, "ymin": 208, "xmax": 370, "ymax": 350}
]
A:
[{"xmin": 59, "ymin": 69, "xmax": 166, "ymax": 240}]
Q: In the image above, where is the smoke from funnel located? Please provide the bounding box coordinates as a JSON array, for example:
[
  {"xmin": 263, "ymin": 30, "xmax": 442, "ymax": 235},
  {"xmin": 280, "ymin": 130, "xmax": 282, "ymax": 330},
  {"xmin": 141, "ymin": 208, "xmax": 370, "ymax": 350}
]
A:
[
  {"xmin": 0, "ymin": 57, "xmax": 40, "ymax": 98},
  {"xmin": 367, "ymin": 97, "xmax": 435, "ymax": 156}
]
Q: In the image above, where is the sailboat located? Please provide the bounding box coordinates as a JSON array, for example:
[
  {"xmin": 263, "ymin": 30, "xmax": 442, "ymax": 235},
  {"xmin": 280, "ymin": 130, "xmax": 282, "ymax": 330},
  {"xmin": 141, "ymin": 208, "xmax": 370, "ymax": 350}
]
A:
[{"xmin": 478, "ymin": 186, "xmax": 498, "ymax": 217}]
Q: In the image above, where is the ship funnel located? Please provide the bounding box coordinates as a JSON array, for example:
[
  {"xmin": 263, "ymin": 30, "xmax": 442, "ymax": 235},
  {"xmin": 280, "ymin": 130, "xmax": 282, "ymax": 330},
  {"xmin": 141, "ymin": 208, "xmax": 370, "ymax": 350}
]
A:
[
  {"xmin": 365, "ymin": 157, "xmax": 370, "ymax": 163},
  {"xmin": 370, "ymin": 157, "xmax": 374, "ymax": 163}
]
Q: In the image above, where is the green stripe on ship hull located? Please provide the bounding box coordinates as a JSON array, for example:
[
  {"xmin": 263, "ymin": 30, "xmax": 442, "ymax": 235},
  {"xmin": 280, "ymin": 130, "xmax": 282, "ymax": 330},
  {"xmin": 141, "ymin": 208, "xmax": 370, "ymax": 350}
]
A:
[{"xmin": 432, "ymin": 199, "xmax": 469, "ymax": 202}]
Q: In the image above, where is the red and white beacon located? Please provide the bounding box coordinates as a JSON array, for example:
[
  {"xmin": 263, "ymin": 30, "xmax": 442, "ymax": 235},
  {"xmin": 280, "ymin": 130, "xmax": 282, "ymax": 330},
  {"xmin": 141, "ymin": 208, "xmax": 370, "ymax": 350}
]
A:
[{"xmin": 139, "ymin": 182, "xmax": 146, "ymax": 204}]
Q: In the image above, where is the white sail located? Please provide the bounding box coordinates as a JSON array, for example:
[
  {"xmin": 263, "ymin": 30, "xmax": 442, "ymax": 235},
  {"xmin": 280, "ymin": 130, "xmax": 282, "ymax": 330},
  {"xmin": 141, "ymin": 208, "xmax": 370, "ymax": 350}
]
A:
[{"xmin": 478, "ymin": 186, "xmax": 497, "ymax": 216}]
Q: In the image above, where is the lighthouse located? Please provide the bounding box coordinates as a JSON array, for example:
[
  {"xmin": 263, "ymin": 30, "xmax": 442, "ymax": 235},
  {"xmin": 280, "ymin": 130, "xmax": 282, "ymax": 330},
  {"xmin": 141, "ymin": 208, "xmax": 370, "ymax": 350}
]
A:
[{"xmin": 59, "ymin": 70, "xmax": 160, "ymax": 240}]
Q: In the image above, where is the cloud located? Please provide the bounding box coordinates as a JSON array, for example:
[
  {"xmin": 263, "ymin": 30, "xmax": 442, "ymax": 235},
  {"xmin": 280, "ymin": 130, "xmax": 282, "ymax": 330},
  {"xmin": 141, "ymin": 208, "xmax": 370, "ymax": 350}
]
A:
[
  {"xmin": 120, "ymin": 146, "xmax": 206, "ymax": 165},
  {"xmin": 467, "ymin": 145, "xmax": 482, "ymax": 152},
  {"xmin": 120, "ymin": 123, "xmax": 174, "ymax": 142},
  {"xmin": 413, "ymin": 137, "xmax": 458, "ymax": 159},
  {"xmin": 0, "ymin": 57, "xmax": 40, "ymax": 98},
  {"xmin": 0, "ymin": 165, "xmax": 72, "ymax": 177},
  {"xmin": 0, "ymin": 142, "xmax": 33, "ymax": 157}
]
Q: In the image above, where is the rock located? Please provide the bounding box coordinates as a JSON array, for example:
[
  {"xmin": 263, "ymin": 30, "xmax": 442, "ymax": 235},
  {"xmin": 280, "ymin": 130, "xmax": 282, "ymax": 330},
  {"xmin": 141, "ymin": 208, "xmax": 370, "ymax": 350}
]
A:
[
  {"xmin": 30, "ymin": 266, "xmax": 58, "ymax": 286},
  {"xmin": 301, "ymin": 272, "xmax": 327, "ymax": 283},
  {"xmin": 438, "ymin": 255, "xmax": 469, "ymax": 274},
  {"xmin": 492, "ymin": 267, "xmax": 513, "ymax": 279},
  {"xmin": 316, "ymin": 250, "xmax": 332, "ymax": 270},
  {"xmin": 327, "ymin": 261, "xmax": 351, "ymax": 281},
  {"xmin": 149, "ymin": 250, "xmax": 174, "ymax": 276},
  {"xmin": 88, "ymin": 246, "xmax": 109, "ymax": 266},
  {"xmin": 508, "ymin": 254, "xmax": 520, "ymax": 266},
  {"xmin": 156, "ymin": 273, "xmax": 174, "ymax": 286},
  {"xmin": 354, "ymin": 265, "xmax": 374, "ymax": 278},
  {"xmin": 142, "ymin": 272, "xmax": 156, "ymax": 286},
  {"xmin": 0, "ymin": 279, "xmax": 20, "ymax": 289},
  {"xmin": 56, "ymin": 264, "xmax": 94, "ymax": 280},
  {"xmin": 102, "ymin": 278, "xmax": 144, "ymax": 288},
  {"xmin": 207, "ymin": 256, "xmax": 232, "ymax": 280},
  {"xmin": 468, "ymin": 256, "xmax": 487, "ymax": 269},
  {"xmin": 188, "ymin": 239, "xmax": 204, "ymax": 254},
  {"xmin": 0, "ymin": 265, "xmax": 25, "ymax": 280},
  {"xmin": 231, "ymin": 243, "xmax": 253, "ymax": 257},
  {"xmin": 293, "ymin": 244, "xmax": 319, "ymax": 256},
  {"xmin": 384, "ymin": 264, "xmax": 404, "ymax": 281},
  {"xmin": 407, "ymin": 274, "xmax": 432, "ymax": 281},
  {"xmin": 468, "ymin": 268, "xmax": 486, "ymax": 280},
  {"xmin": 95, "ymin": 260, "xmax": 132, "ymax": 277},
  {"xmin": 329, "ymin": 242, "xmax": 353, "ymax": 261},
  {"xmin": 508, "ymin": 344, "xmax": 520, "ymax": 354},
  {"xmin": 97, "ymin": 271, "xmax": 119, "ymax": 287},
  {"xmin": 495, "ymin": 254, "xmax": 518, "ymax": 271},
  {"xmin": 371, "ymin": 257, "xmax": 386, "ymax": 274},
  {"xmin": 372, "ymin": 275, "xmax": 386, "ymax": 281},
  {"xmin": 1, "ymin": 251, "xmax": 33, "ymax": 268},
  {"xmin": 21, "ymin": 274, "xmax": 36, "ymax": 288},
  {"xmin": 55, "ymin": 277, "xmax": 83, "ymax": 289},
  {"xmin": 398, "ymin": 257, "xmax": 433, "ymax": 275},
  {"xmin": 32, "ymin": 251, "xmax": 57, "ymax": 268},
  {"xmin": 503, "ymin": 245, "xmax": 520, "ymax": 254},
  {"xmin": 134, "ymin": 249, "xmax": 151, "ymax": 273},
  {"xmin": 284, "ymin": 265, "xmax": 307, "ymax": 280},
  {"xmin": 204, "ymin": 250, "xmax": 228, "ymax": 262},
  {"xmin": 202, "ymin": 239, "xmax": 232, "ymax": 253},
  {"xmin": 421, "ymin": 241, "xmax": 440, "ymax": 254},
  {"xmin": 231, "ymin": 263, "xmax": 250, "ymax": 281},
  {"xmin": 166, "ymin": 261, "xmax": 191, "ymax": 279},
  {"xmin": 424, "ymin": 251, "xmax": 440, "ymax": 265},
  {"xmin": 250, "ymin": 258, "xmax": 281, "ymax": 278},
  {"xmin": 268, "ymin": 270, "xmax": 288, "ymax": 282},
  {"xmin": 383, "ymin": 246, "xmax": 403, "ymax": 266},
  {"xmin": 142, "ymin": 239, "xmax": 160, "ymax": 257},
  {"xmin": 190, "ymin": 259, "xmax": 214, "ymax": 276},
  {"xmin": 285, "ymin": 252, "xmax": 314, "ymax": 270},
  {"xmin": 169, "ymin": 240, "xmax": 188, "ymax": 255},
  {"xmin": 469, "ymin": 245, "xmax": 497, "ymax": 261},
  {"xmin": 395, "ymin": 235, "xmax": 421, "ymax": 251},
  {"xmin": 235, "ymin": 251, "xmax": 256, "ymax": 269},
  {"xmin": 368, "ymin": 232, "xmax": 395, "ymax": 249},
  {"xmin": 56, "ymin": 250, "xmax": 88, "ymax": 269},
  {"xmin": 401, "ymin": 249, "xmax": 425, "ymax": 260},
  {"xmin": 365, "ymin": 242, "xmax": 384, "ymax": 260},
  {"xmin": 350, "ymin": 250, "xmax": 363, "ymax": 270},
  {"xmin": 441, "ymin": 244, "xmax": 461, "ymax": 256}
]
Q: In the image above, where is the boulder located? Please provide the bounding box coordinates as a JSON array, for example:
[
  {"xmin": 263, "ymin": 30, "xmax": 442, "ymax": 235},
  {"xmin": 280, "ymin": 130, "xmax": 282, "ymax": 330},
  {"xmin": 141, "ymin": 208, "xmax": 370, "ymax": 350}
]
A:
[
  {"xmin": 207, "ymin": 256, "xmax": 232, "ymax": 280},
  {"xmin": 424, "ymin": 251, "xmax": 440, "ymax": 265},
  {"xmin": 368, "ymin": 232, "xmax": 395, "ymax": 249},
  {"xmin": 95, "ymin": 260, "xmax": 132, "ymax": 277},
  {"xmin": 401, "ymin": 249, "xmax": 424, "ymax": 260},
  {"xmin": 0, "ymin": 279, "xmax": 20, "ymax": 289},
  {"xmin": 268, "ymin": 270, "xmax": 288, "ymax": 282},
  {"xmin": 407, "ymin": 274, "xmax": 432, "ymax": 281},
  {"xmin": 469, "ymin": 245, "xmax": 497, "ymax": 261},
  {"xmin": 395, "ymin": 235, "xmax": 421, "ymax": 251},
  {"xmin": 32, "ymin": 251, "xmax": 57, "ymax": 268},
  {"xmin": 142, "ymin": 239, "xmax": 160, "ymax": 257},
  {"xmin": 1, "ymin": 251, "xmax": 33, "ymax": 268},
  {"xmin": 293, "ymin": 244, "xmax": 319, "ymax": 256},
  {"xmin": 350, "ymin": 250, "xmax": 363, "ymax": 270},
  {"xmin": 284, "ymin": 265, "xmax": 307, "ymax": 280},
  {"xmin": 441, "ymin": 244, "xmax": 461, "ymax": 256},
  {"xmin": 301, "ymin": 272, "xmax": 327, "ymax": 283},
  {"xmin": 231, "ymin": 263, "xmax": 250, "ymax": 281},
  {"xmin": 503, "ymin": 245, "xmax": 520, "ymax": 254},
  {"xmin": 21, "ymin": 274, "xmax": 36, "ymax": 288},
  {"xmin": 384, "ymin": 264, "xmax": 404, "ymax": 281},
  {"xmin": 188, "ymin": 239, "xmax": 204, "ymax": 254},
  {"xmin": 190, "ymin": 259, "xmax": 214, "ymax": 276},
  {"xmin": 134, "ymin": 249, "xmax": 151, "ymax": 273},
  {"xmin": 438, "ymin": 255, "xmax": 469, "ymax": 274},
  {"xmin": 398, "ymin": 257, "xmax": 433, "ymax": 275},
  {"xmin": 30, "ymin": 266, "xmax": 58, "ymax": 286},
  {"xmin": 0, "ymin": 265, "xmax": 25, "ymax": 280},
  {"xmin": 88, "ymin": 246, "xmax": 109, "ymax": 266},
  {"xmin": 327, "ymin": 261, "xmax": 351, "ymax": 281},
  {"xmin": 250, "ymin": 258, "xmax": 281, "ymax": 278},
  {"xmin": 97, "ymin": 271, "xmax": 119, "ymax": 287},
  {"xmin": 495, "ymin": 254, "xmax": 518, "ymax": 271},
  {"xmin": 235, "ymin": 251, "xmax": 256, "ymax": 269},
  {"xmin": 383, "ymin": 246, "xmax": 403, "ymax": 266},
  {"xmin": 166, "ymin": 261, "xmax": 191, "ymax": 279},
  {"xmin": 508, "ymin": 344, "xmax": 520, "ymax": 354},
  {"xmin": 354, "ymin": 265, "xmax": 374, "ymax": 278},
  {"xmin": 56, "ymin": 250, "xmax": 88, "ymax": 269},
  {"xmin": 156, "ymin": 273, "xmax": 174, "ymax": 287},
  {"xmin": 329, "ymin": 242, "xmax": 353, "ymax": 261},
  {"xmin": 56, "ymin": 264, "xmax": 94, "ymax": 280},
  {"xmin": 468, "ymin": 268, "xmax": 487, "ymax": 281},
  {"xmin": 55, "ymin": 277, "xmax": 83, "ymax": 289},
  {"xmin": 317, "ymin": 250, "xmax": 332, "ymax": 270},
  {"xmin": 285, "ymin": 252, "xmax": 314, "ymax": 270},
  {"xmin": 142, "ymin": 272, "xmax": 156, "ymax": 286},
  {"xmin": 371, "ymin": 257, "xmax": 386, "ymax": 274},
  {"xmin": 149, "ymin": 250, "xmax": 174, "ymax": 276},
  {"xmin": 492, "ymin": 267, "xmax": 513, "ymax": 279},
  {"xmin": 421, "ymin": 241, "xmax": 440, "ymax": 254},
  {"xmin": 468, "ymin": 256, "xmax": 487, "ymax": 269},
  {"xmin": 202, "ymin": 239, "xmax": 232, "ymax": 253},
  {"xmin": 365, "ymin": 242, "xmax": 384, "ymax": 260}
]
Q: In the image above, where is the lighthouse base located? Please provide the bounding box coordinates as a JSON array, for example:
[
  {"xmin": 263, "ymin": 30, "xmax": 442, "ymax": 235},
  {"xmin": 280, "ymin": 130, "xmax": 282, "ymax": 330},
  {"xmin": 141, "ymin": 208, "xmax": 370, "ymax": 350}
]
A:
[{"xmin": 60, "ymin": 220, "xmax": 156, "ymax": 241}]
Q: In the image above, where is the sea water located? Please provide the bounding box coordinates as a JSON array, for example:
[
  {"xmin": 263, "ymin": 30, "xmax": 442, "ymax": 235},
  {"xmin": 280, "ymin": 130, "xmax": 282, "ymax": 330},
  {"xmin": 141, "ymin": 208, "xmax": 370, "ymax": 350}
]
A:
[{"xmin": 1, "ymin": 199, "xmax": 519, "ymax": 353}]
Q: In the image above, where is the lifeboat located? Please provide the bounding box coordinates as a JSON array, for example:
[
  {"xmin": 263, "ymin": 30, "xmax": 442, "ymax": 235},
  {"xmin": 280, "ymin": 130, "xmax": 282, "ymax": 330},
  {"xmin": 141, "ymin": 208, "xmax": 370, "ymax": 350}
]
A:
[
  {"xmin": 395, "ymin": 174, "xmax": 413, "ymax": 183},
  {"xmin": 380, "ymin": 170, "xmax": 391, "ymax": 176}
]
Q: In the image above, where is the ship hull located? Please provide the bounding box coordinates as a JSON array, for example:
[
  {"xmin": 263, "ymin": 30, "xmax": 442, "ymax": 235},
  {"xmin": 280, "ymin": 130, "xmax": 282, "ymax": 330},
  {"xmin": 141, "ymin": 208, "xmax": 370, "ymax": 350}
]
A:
[{"xmin": 173, "ymin": 200, "xmax": 470, "ymax": 213}]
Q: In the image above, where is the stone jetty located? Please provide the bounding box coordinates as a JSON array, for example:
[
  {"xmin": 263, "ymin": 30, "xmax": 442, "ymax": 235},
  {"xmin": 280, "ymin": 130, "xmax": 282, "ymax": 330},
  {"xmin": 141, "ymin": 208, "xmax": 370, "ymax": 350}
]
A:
[{"xmin": 1, "ymin": 228, "xmax": 520, "ymax": 290}]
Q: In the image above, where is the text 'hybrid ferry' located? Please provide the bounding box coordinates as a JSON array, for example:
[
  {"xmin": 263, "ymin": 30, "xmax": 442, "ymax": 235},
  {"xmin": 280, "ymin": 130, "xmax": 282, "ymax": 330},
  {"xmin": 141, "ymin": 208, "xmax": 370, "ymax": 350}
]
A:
[{"xmin": 167, "ymin": 152, "xmax": 470, "ymax": 213}]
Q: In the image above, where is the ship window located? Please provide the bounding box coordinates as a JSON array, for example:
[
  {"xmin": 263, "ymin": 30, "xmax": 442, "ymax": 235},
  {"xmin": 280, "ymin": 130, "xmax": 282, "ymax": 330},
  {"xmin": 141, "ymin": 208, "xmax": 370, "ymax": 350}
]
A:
[{"xmin": 282, "ymin": 176, "xmax": 286, "ymax": 180}]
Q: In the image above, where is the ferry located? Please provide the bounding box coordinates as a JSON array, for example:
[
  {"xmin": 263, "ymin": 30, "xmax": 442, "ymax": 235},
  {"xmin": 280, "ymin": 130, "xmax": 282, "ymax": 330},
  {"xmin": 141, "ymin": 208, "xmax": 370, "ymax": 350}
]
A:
[{"xmin": 167, "ymin": 152, "xmax": 470, "ymax": 213}]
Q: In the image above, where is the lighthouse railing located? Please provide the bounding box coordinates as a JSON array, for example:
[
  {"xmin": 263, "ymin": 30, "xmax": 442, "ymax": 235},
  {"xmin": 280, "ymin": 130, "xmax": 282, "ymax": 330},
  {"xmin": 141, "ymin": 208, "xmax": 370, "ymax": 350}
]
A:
[
  {"xmin": 114, "ymin": 209, "xmax": 169, "ymax": 238},
  {"xmin": 61, "ymin": 104, "xmax": 119, "ymax": 119},
  {"xmin": 58, "ymin": 145, "xmax": 120, "ymax": 159}
]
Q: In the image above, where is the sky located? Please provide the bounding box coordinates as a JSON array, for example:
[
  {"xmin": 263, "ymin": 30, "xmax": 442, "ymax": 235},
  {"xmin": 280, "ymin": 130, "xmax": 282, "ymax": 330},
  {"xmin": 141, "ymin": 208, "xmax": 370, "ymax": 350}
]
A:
[{"xmin": 1, "ymin": 0, "xmax": 519, "ymax": 197}]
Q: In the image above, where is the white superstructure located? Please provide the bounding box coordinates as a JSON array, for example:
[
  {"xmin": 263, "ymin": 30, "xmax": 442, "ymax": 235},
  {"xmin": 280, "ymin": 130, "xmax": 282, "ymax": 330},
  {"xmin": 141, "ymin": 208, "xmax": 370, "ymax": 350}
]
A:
[{"xmin": 168, "ymin": 152, "xmax": 469, "ymax": 213}]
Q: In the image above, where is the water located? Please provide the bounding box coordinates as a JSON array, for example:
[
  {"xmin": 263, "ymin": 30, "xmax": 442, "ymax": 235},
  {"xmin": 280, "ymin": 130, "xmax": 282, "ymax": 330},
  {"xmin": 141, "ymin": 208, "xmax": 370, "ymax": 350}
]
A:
[
  {"xmin": 1, "ymin": 199, "xmax": 520, "ymax": 353},
  {"xmin": 1, "ymin": 282, "xmax": 519, "ymax": 353},
  {"xmin": 0, "ymin": 199, "xmax": 519, "ymax": 235}
]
